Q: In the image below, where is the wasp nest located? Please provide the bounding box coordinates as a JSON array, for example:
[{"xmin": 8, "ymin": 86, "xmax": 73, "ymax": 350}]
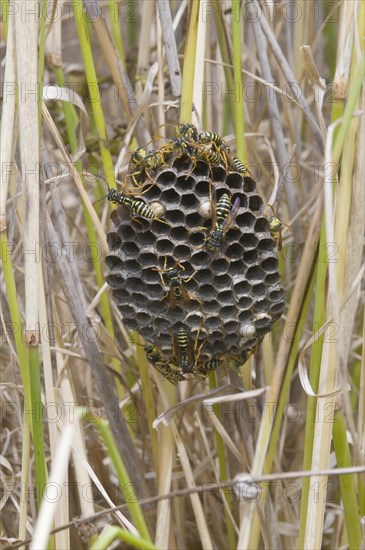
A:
[{"xmin": 106, "ymin": 132, "xmax": 285, "ymax": 382}]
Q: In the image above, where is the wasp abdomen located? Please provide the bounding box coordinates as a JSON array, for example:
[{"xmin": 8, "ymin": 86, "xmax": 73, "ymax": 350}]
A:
[
  {"xmin": 198, "ymin": 131, "xmax": 223, "ymax": 147},
  {"xmin": 216, "ymin": 194, "xmax": 232, "ymax": 225}
]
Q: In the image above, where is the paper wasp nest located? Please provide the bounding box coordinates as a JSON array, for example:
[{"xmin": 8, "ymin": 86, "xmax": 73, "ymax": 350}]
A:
[{"xmin": 106, "ymin": 150, "xmax": 285, "ymax": 380}]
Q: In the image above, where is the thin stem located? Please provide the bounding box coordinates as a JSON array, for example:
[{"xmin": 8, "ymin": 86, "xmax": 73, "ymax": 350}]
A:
[
  {"xmin": 180, "ymin": 1, "xmax": 200, "ymax": 122},
  {"xmin": 72, "ymin": 0, "xmax": 116, "ymax": 190},
  {"xmin": 231, "ymin": 0, "xmax": 247, "ymax": 162},
  {"xmin": 90, "ymin": 416, "xmax": 152, "ymax": 543}
]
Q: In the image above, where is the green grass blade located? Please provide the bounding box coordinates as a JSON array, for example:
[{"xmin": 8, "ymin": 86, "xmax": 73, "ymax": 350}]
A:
[
  {"xmin": 87, "ymin": 415, "xmax": 152, "ymax": 543},
  {"xmin": 332, "ymin": 411, "xmax": 362, "ymax": 549},
  {"xmin": 90, "ymin": 525, "xmax": 158, "ymax": 550},
  {"xmin": 71, "ymin": 0, "xmax": 116, "ymax": 190},
  {"xmin": 180, "ymin": 1, "xmax": 200, "ymax": 122},
  {"xmin": 231, "ymin": 0, "xmax": 247, "ymax": 163}
]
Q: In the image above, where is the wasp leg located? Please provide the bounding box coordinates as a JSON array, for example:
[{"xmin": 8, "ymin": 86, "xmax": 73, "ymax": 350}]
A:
[
  {"xmin": 186, "ymin": 154, "xmax": 199, "ymax": 179},
  {"xmin": 183, "ymin": 270, "xmax": 203, "ymax": 305},
  {"xmin": 130, "ymin": 213, "xmax": 170, "ymax": 229},
  {"xmin": 228, "ymin": 344, "xmax": 258, "ymax": 369},
  {"xmin": 130, "ymin": 215, "xmax": 145, "ymax": 229},
  {"xmin": 131, "ymin": 180, "xmax": 158, "ymax": 196},
  {"xmin": 183, "ymin": 269, "xmax": 197, "ymax": 284},
  {"xmin": 129, "ymin": 171, "xmax": 144, "ymax": 187},
  {"xmin": 191, "ymin": 323, "xmax": 207, "ymax": 374}
]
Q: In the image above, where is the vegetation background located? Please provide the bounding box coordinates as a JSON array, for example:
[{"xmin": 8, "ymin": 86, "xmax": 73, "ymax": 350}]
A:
[{"xmin": 0, "ymin": 0, "xmax": 364, "ymax": 548}]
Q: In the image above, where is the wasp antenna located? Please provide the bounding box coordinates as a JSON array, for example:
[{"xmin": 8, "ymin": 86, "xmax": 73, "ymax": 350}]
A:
[
  {"xmin": 150, "ymin": 132, "xmax": 168, "ymax": 144},
  {"xmin": 156, "ymin": 122, "xmax": 175, "ymax": 130},
  {"xmin": 115, "ymin": 177, "xmax": 125, "ymax": 188},
  {"xmin": 266, "ymin": 204, "xmax": 275, "ymax": 219},
  {"xmin": 92, "ymin": 173, "xmax": 120, "ymax": 198},
  {"xmin": 92, "ymin": 192, "xmax": 109, "ymax": 206},
  {"xmin": 92, "ymin": 175, "xmax": 114, "ymax": 206}
]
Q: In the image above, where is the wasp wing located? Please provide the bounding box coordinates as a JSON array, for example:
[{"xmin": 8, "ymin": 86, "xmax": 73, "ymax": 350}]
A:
[
  {"xmin": 222, "ymin": 197, "xmax": 240, "ymax": 234},
  {"xmin": 168, "ymin": 287, "xmax": 190, "ymax": 308}
]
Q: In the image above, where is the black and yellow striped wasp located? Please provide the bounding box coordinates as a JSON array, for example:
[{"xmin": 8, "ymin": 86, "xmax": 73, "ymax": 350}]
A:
[
  {"xmin": 269, "ymin": 214, "xmax": 283, "ymax": 250},
  {"xmin": 193, "ymin": 145, "xmax": 222, "ymax": 168},
  {"xmin": 154, "ymin": 258, "xmax": 199, "ymax": 308},
  {"xmin": 144, "ymin": 344, "xmax": 185, "ymax": 383},
  {"xmin": 171, "ymin": 126, "xmax": 230, "ymax": 174},
  {"xmin": 173, "ymin": 324, "xmax": 206, "ymax": 375},
  {"xmin": 230, "ymin": 156, "xmax": 250, "ymax": 176},
  {"xmin": 129, "ymin": 146, "xmax": 148, "ymax": 172},
  {"xmin": 228, "ymin": 343, "xmax": 259, "ymax": 369},
  {"xmin": 176, "ymin": 122, "xmax": 199, "ymax": 141},
  {"xmin": 168, "ymin": 135, "xmax": 224, "ymax": 176},
  {"xmin": 144, "ymin": 150, "xmax": 166, "ymax": 170},
  {"xmin": 128, "ymin": 146, "xmax": 167, "ymax": 186},
  {"xmin": 195, "ymin": 132, "xmax": 250, "ymax": 175},
  {"xmin": 177, "ymin": 126, "xmax": 222, "ymax": 148},
  {"xmin": 195, "ymin": 357, "xmax": 223, "ymax": 377},
  {"xmin": 128, "ymin": 146, "xmax": 148, "ymax": 184},
  {"xmin": 267, "ymin": 204, "xmax": 290, "ymax": 251},
  {"xmin": 205, "ymin": 192, "xmax": 241, "ymax": 253},
  {"xmin": 107, "ymin": 188, "xmax": 169, "ymax": 225},
  {"xmin": 198, "ymin": 130, "xmax": 223, "ymax": 147},
  {"xmin": 160, "ymin": 136, "xmax": 194, "ymax": 158},
  {"xmin": 218, "ymin": 143, "xmax": 249, "ymax": 175},
  {"xmin": 156, "ymin": 122, "xmax": 199, "ymax": 157},
  {"xmin": 107, "ymin": 188, "xmax": 155, "ymax": 218},
  {"xmin": 196, "ymin": 131, "xmax": 228, "ymax": 168},
  {"xmin": 182, "ymin": 128, "xmax": 248, "ymax": 174},
  {"xmin": 174, "ymin": 326, "xmax": 192, "ymax": 373}
]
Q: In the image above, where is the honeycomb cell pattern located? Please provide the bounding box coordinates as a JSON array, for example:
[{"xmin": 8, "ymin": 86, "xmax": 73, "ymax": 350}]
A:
[{"xmin": 106, "ymin": 132, "xmax": 285, "ymax": 382}]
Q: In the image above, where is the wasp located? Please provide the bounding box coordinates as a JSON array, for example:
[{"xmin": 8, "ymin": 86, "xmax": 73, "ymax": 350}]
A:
[
  {"xmin": 184, "ymin": 142, "xmax": 224, "ymax": 178},
  {"xmin": 144, "ymin": 344, "xmax": 185, "ymax": 383},
  {"xmin": 155, "ymin": 258, "xmax": 199, "ymax": 308},
  {"xmin": 205, "ymin": 192, "xmax": 241, "ymax": 253},
  {"xmin": 269, "ymin": 214, "xmax": 283, "ymax": 250},
  {"xmin": 158, "ymin": 365, "xmax": 186, "ymax": 383},
  {"xmin": 144, "ymin": 150, "xmax": 166, "ymax": 170},
  {"xmin": 231, "ymin": 156, "xmax": 249, "ymax": 175},
  {"xmin": 196, "ymin": 132, "xmax": 232, "ymax": 170},
  {"xmin": 173, "ymin": 325, "xmax": 206, "ymax": 375},
  {"xmin": 198, "ymin": 131, "xmax": 223, "ymax": 147},
  {"xmin": 107, "ymin": 189, "xmax": 154, "ymax": 218},
  {"xmin": 107, "ymin": 188, "xmax": 169, "ymax": 225},
  {"xmin": 172, "ymin": 140, "xmax": 224, "ymax": 179},
  {"xmin": 267, "ymin": 204, "xmax": 290, "ymax": 251},
  {"xmin": 128, "ymin": 146, "xmax": 149, "ymax": 183},
  {"xmin": 128, "ymin": 147, "xmax": 166, "ymax": 187},
  {"xmin": 129, "ymin": 146, "xmax": 149, "ymax": 171},
  {"xmin": 216, "ymin": 143, "xmax": 249, "ymax": 175},
  {"xmin": 228, "ymin": 343, "xmax": 259, "ymax": 369},
  {"xmin": 174, "ymin": 326, "xmax": 192, "ymax": 373},
  {"xmin": 195, "ymin": 357, "xmax": 223, "ymax": 377},
  {"xmin": 144, "ymin": 343, "xmax": 165, "ymax": 364},
  {"xmin": 160, "ymin": 136, "xmax": 194, "ymax": 158},
  {"xmin": 176, "ymin": 122, "xmax": 199, "ymax": 141},
  {"xmin": 193, "ymin": 145, "xmax": 222, "ymax": 167},
  {"xmin": 129, "ymin": 146, "xmax": 165, "ymax": 171}
]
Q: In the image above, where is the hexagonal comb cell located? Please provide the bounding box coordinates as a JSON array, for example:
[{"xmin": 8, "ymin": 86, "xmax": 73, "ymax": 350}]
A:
[{"xmin": 106, "ymin": 133, "xmax": 285, "ymax": 381}]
